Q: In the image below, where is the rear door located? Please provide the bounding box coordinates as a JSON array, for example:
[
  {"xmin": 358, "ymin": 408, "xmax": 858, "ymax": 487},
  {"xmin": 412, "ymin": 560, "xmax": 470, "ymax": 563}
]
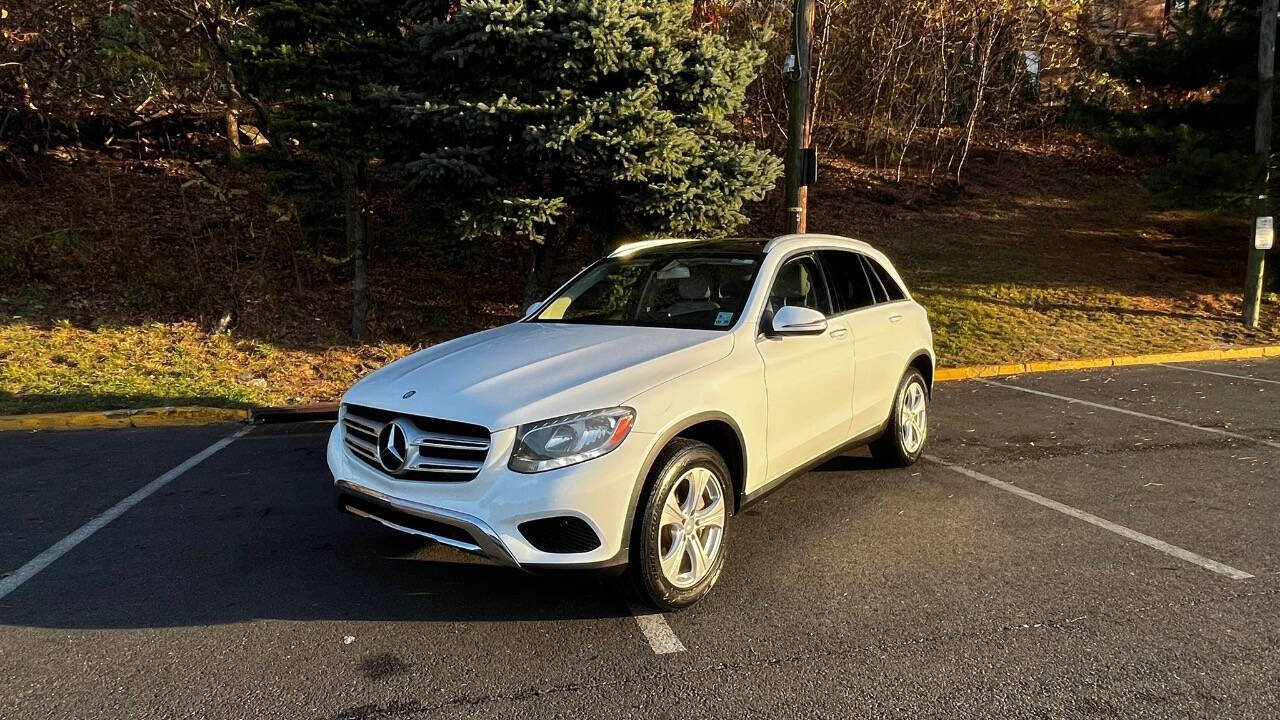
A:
[
  {"xmin": 818, "ymin": 250, "xmax": 905, "ymax": 435},
  {"xmin": 852, "ymin": 254, "xmax": 913, "ymax": 431}
]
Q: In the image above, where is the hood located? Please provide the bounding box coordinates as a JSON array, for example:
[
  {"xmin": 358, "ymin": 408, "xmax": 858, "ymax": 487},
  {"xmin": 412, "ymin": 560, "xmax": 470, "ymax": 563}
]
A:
[{"xmin": 342, "ymin": 322, "xmax": 734, "ymax": 430}]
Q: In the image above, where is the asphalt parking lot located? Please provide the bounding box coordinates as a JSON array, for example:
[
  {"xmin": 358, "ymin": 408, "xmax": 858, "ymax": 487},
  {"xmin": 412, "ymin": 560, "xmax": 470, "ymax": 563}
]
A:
[{"xmin": 2, "ymin": 358, "xmax": 1277, "ymax": 719}]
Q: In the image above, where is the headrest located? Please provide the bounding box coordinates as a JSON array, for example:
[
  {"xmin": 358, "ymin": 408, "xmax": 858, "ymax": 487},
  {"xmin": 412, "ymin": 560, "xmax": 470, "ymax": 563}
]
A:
[
  {"xmin": 678, "ymin": 275, "xmax": 711, "ymax": 301},
  {"xmin": 773, "ymin": 266, "xmax": 811, "ymax": 298},
  {"xmin": 718, "ymin": 273, "xmax": 748, "ymax": 299}
]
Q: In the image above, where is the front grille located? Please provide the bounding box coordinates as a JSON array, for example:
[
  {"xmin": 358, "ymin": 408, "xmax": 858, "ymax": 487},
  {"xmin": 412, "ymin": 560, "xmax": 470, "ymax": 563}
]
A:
[
  {"xmin": 342, "ymin": 404, "xmax": 490, "ymax": 482},
  {"xmin": 340, "ymin": 494, "xmax": 477, "ymax": 547},
  {"xmin": 519, "ymin": 516, "xmax": 602, "ymax": 554}
]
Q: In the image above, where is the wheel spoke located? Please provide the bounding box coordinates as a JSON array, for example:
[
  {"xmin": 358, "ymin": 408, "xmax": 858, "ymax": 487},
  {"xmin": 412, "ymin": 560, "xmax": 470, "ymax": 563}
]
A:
[
  {"xmin": 681, "ymin": 468, "xmax": 707, "ymax": 515},
  {"xmin": 700, "ymin": 526, "xmax": 722, "ymax": 561},
  {"xmin": 661, "ymin": 492, "xmax": 684, "ymax": 528},
  {"xmin": 693, "ymin": 494, "xmax": 724, "ymax": 529},
  {"xmin": 685, "ymin": 531, "xmax": 709, "ymax": 580},
  {"xmin": 660, "ymin": 531, "xmax": 686, "ymax": 579},
  {"xmin": 909, "ymin": 386, "xmax": 925, "ymax": 413}
]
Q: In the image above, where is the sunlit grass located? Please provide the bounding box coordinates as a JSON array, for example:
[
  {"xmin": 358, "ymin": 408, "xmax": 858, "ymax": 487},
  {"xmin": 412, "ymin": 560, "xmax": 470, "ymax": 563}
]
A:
[
  {"xmin": 918, "ymin": 284, "xmax": 1267, "ymax": 366},
  {"xmin": 0, "ymin": 321, "xmax": 413, "ymax": 415}
]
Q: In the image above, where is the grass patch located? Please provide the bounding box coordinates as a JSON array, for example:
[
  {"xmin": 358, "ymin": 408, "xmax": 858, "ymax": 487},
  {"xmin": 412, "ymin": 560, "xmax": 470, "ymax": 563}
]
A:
[
  {"xmin": 0, "ymin": 321, "xmax": 412, "ymax": 415},
  {"xmin": 804, "ymin": 145, "xmax": 1280, "ymax": 366}
]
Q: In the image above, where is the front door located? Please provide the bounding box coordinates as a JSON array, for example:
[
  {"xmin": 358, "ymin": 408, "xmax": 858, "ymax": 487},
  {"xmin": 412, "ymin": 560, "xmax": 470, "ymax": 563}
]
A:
[{"xmin": 755, "ymin": 254, "xmax": 855, "ymax": 480}]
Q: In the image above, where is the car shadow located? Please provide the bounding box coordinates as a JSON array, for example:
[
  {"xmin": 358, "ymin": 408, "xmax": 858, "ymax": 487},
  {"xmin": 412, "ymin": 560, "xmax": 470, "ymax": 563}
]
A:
[
  {"xmin": 0, "ymin": 432, "xmax": 894, "ymax": 630},
  {"xmin": 811, "ymin": 451, "xmax": 891, "ymax": 473},
  {"xmin": 0, "ymin": 516, "xmax": 630, "ymax": 630}
]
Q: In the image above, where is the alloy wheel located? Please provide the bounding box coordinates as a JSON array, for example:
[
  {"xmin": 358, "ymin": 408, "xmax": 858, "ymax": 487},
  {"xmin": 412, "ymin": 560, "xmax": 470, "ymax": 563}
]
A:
[
  {"xmin": 657, "ymin": 466, "xmax": 726, "ymax": 589},
  {"xmin": 899, "ymin": 380, "xmax": 928, "ymax": 454}
]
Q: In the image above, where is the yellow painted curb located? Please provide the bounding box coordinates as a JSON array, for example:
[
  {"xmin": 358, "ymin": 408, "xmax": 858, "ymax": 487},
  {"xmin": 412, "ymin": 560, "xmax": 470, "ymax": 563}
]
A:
[
  {"xmin": 3, "ymin": 344, "xmax": 1278, "ymax": 429},
  {"xmin": 0, "ymin": 406, "xmax": 251, "ymax": 432},
  {"xmin": 935, "ymin": 345, "xmax": 1280, "ymax": 383}
]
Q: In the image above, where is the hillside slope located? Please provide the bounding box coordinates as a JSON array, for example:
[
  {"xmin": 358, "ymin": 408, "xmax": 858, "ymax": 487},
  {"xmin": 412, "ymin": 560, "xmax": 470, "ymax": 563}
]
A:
[{"xmin": 1, "ymin": 137, "xmax": 1276, "ymax": 413}]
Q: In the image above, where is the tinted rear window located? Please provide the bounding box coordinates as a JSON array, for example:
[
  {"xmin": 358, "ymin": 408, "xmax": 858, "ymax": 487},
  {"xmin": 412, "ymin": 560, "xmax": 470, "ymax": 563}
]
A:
[{"xmin": 818, "ymin": 250, "xmax": 877, "ymax": 313}]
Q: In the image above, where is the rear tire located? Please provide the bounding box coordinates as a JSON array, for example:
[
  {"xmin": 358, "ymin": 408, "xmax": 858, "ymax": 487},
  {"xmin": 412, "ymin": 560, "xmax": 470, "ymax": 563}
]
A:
[
  {"xmin": 869, "ymin": 368, "xmax": 929, "ymax": 467},
  {"xmin": 628, "ymin": 438, "xmax": 731, "ymax": 611}
]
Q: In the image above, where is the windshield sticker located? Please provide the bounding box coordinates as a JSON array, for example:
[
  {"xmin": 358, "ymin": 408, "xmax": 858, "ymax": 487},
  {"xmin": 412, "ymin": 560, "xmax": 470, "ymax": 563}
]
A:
[{"xmin": 714, "ymin": 312, "xmax": 734, "ymax": 327}]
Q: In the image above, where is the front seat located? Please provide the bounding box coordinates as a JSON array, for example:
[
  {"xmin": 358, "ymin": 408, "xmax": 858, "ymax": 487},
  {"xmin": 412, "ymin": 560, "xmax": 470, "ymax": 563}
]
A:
[
  {"xmin": 665, "ymin": 275, "xmax": 719, "ymax": 317},
  {"xmin": 767, "ymin": 262, "xmax": 815, "ymax": 316}
]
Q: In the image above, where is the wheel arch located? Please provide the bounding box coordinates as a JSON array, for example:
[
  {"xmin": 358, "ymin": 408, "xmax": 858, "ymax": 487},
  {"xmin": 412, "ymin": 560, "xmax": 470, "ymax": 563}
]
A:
[
  {"xmin": 621, "ymin": 412, "xmax": 748, "ymax": 560},
  {"xmin": 908, "ymin": 350, "xmax": 934, "ymax": 393},
  {"xmin": 667, "ymin": 416, "xmax": 746, "ymax": 513}
]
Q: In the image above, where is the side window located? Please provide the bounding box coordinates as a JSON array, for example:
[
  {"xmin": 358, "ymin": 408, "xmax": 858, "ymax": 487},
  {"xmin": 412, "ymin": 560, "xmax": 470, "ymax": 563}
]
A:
[
  {"xmin": 863, "ymin": 256, "xmax": 907, "ymax": 302},
  {"xmin": 766, "ymin": 256, "xmax": 831, "ymax": 317},
  {"xmin": 818, "ymin": 250, "xmax": 876, "ymax": 313}
]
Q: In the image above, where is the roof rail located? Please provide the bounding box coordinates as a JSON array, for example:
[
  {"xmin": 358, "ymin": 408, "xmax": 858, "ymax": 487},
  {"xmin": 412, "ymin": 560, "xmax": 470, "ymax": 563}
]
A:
[
  {"xmin": 608, "ymin": 238, "xmax": 698, "ymax": 258},
  {"xmin": 763, "ymin": 233, "xmax": 872, "ymax": 254}
]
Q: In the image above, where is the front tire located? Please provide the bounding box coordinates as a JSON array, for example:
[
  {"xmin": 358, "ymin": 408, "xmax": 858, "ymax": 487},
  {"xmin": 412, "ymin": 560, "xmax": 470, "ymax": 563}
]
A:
[
  {"xmin": 869, "ymin": 368, "xmax": 929, "ymax": 467},
  {"xmin": 629, "ymin": 439, "xmax": 730, "ymax": 611}
]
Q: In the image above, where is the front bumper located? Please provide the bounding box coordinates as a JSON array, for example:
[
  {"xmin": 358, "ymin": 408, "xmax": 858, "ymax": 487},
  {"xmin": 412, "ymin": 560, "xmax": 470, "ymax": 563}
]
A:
[
  {"xmin": 327, "ymin": 421, "xmax": 653, "ymax": 569},
  {"xmin": 336, "ymin": 479, "xmax": 521, "ymax": 567}
]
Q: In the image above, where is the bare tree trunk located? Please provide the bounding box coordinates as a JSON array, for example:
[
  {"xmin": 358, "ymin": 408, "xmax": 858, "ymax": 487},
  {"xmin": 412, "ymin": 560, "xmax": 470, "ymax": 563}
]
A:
[
  {"xmin": 341, "ymin": 159, "xmax": 369, "ymax": 340},
  {"xmin": 223, "ymin": 58, "xmax": 242, "ymax": 162},
  {"xmin": 955, "ymin": 19, "xmax": 996, "ymax": 184},
  {"xmin": 224, "ymin": 109, "xmax": 241, "ymax": 162}
]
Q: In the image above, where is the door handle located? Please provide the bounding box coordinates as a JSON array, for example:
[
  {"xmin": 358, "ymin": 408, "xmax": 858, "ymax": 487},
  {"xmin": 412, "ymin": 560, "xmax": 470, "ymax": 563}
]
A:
[
  {"xmin": 829, "ymin": 328, "xmax": 849, "ymax": 339},
  {"xmin": 888, "ymin": 313, "xmax": 903, "ymax": 323}
]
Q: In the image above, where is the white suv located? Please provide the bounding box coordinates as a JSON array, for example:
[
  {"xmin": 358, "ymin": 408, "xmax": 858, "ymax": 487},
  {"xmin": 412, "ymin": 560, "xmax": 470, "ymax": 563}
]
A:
[{"xmin": 327, "ymin": 234, "xmax": 934, "ymax": 609}]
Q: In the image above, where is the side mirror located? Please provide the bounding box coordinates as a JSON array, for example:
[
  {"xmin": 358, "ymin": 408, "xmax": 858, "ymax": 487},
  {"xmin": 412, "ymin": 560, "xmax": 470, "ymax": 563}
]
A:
[
  {"xmin": 770, "ymin": 305, "xmax": 827, "ymax": 336},
  {"xmin": 524, "ymin": 302, "xmax": 542, "ymax": 318}
]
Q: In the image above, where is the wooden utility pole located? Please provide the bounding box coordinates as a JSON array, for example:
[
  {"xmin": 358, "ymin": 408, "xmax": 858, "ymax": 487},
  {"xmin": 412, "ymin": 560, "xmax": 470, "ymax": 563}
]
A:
[
  {"xmin": 1245, "ymin": 0, "xmax": 1277, "ymax": 327},
  {"xmin": 783, "ymin": 0, "xmax": 815, "ymax": 234}
]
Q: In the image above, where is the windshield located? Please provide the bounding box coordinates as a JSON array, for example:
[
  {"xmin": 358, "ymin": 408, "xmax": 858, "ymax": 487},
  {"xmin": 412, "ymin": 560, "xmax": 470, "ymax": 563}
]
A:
[{"xmin": 530, "ymin": 252, "xmax": 763, "ymax": 330}]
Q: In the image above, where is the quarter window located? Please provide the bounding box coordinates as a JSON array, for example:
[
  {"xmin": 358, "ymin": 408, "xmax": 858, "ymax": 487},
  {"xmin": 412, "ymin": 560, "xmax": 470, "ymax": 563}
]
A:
[{"xmin": 862, "ymin": 256, "xmax": 907, "ymax": 302}]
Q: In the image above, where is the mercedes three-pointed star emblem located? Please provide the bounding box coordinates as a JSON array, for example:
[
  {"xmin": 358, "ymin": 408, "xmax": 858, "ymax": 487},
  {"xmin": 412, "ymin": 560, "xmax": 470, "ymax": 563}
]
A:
[{"xmin": 377, "ymin": 418, "xmax": 413, "ymax": 474}]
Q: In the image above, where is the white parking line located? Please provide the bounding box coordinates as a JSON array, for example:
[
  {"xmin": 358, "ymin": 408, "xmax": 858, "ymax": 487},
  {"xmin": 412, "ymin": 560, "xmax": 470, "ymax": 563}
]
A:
[
  {"xmin": 628, "ymin": 602, "xmax": 687, "ymax": 654},
  {"xmin": 0, "ymin": 425, "xmax": 253, "ymax": 602},
  {"xmin": 924, "ymin": 455, "xmax": 1254, "ymax": 580},
  {"xmin": 976, "ymin": 379, "xmax": 1280, "ymax": 450},
  {"xmin": 1156, "ymin": 363, "xmax": 1280, "ymax": 386},
  {"xmin": 238, "ymin": 431, "xmax": 333, "ymax": 441}
]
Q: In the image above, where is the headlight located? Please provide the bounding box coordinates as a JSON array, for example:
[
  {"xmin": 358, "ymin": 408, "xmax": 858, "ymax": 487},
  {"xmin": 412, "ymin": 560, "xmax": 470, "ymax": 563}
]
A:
[{"xmin": 509, "ymin": 407, "xmax": 635, "ymax": 473}]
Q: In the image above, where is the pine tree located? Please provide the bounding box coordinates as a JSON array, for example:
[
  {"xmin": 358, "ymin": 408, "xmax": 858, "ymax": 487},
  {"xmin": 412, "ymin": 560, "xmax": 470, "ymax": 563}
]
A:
[
  {"xmin": 236, "ymin": 0, "xmax": 418, "ymax": 339},
  {"xmin": 395, "ymin": 0, "xmax": 782, "ymax": 303}
]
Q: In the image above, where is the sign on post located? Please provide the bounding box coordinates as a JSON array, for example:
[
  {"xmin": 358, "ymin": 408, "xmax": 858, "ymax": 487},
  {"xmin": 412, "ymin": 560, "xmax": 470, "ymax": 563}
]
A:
[{"xmin": 1256, "ymin": 216, "xmax": 1274, "ymax": 250}]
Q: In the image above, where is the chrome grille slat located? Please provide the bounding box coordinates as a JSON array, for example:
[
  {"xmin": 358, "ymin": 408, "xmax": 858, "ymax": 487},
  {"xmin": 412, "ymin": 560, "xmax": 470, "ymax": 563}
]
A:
[
  {"xmin": 409, "ymin": 457, "xmax": 484, "ymax": 472},
  {"xmin": 344, "ymin": 432, "xmax": 377, "ymax": 455},
  {"xmin": 344, "ymin": 438, "xmax": 378, "ymax": 463},
  {"xmin": 343, "ymin": 413, "xmax": 385, "ymax": 435},
  {"xmin": 411, "ymin": 431, "xmax": 490, "ymax": 451},
  {"xmin": 341, "ymin": 404, "xmax": 490, "ymax": 482}
]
